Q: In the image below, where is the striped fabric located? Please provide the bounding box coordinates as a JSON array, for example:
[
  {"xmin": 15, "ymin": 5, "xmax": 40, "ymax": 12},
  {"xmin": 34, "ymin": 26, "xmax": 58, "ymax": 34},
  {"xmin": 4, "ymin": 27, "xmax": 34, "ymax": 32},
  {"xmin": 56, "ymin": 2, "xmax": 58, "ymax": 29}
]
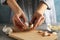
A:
[
  {"xmin": 1, "ymin": 0, "xmax": 57, "ymax": 28},
  {"xmin": 17, "ymin": 0, "xmax": 40, "ymax": 21}
]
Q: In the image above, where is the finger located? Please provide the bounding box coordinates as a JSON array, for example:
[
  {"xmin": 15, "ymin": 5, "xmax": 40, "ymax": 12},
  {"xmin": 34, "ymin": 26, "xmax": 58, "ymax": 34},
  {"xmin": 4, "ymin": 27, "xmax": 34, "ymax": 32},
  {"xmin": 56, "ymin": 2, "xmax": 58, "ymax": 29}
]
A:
[
  {"xmin": 33, "ymin": 16, "xmax": 44, "ymax": 29},
  {"xmin": 16, "ymin": 22, "xmax": 27, "ymax": 31},
  {"xmin": 33, "ymin": 18, "xmax": 39, "ymax": 29},
  {"xmin": 20, "ymin": 14, "xmax": 28, "ymax": 30},
  {"xmin": 15, "ymin": 21, "xmax": 24, "ymax": 31},
  {"xmin": 33, "ymin": 16, "xmax": 42, "ymax": 29},
  {"xmin": 21, "ymin": 14, "xmax": 27, "ymax": 23},
  {"xmin": 15, "ymin": 15, "xmax": 27, "ymax": 30},
  {"xmin": 12, "ymin": 16, "xmax": 24, "ymax": 31},
  {"xmin": 12, "ymin": 15, "xmax": 26, "ymax": 31},
  {"xmin": 38, "ymin": 16, "xmax": 44, "ymax": 26},
  {"xmin": 12, "ymin": 16, "xmax": 16, "ymax": 26},
  {"xmin": 15, "ymin": 15, "xmax": 25, "ymax": 26},
  {"xmin": 31, "ymin": 14, "xmax": 37, "ymax": 24}
]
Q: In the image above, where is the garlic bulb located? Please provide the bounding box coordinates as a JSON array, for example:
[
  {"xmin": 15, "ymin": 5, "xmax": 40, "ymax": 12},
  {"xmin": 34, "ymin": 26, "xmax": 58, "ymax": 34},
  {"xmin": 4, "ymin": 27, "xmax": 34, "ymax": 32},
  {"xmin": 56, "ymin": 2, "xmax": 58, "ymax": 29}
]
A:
[{"xmin": 2, "ymin": 25, "xmax": 13, "ymax": 34}]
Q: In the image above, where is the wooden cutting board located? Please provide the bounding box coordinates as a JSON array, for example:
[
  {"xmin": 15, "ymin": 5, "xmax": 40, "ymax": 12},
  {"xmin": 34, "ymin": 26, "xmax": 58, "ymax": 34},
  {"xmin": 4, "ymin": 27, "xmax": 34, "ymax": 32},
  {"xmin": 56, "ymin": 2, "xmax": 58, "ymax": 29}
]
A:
[{"xmin": 9, "ymin": 30, "xmax": 57, "ymax": 40}]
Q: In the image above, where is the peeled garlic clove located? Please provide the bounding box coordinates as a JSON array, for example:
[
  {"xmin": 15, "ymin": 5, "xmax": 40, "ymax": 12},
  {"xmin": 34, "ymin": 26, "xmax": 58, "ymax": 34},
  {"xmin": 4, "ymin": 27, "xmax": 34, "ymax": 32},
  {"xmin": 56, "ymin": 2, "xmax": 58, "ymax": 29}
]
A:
[
  {"xmin": 30, "ymin": 24, "xmax": 33, "ymax": 28},
  {"xmin": 25, "ymin": 22, "xmax": 29, "ymax": 27},
  {"xmin": 24, "ymin": 22, "xmax": 29, "ymax": 30},
  {"xmin": 25, "ymin": 22, "xmax": 29, "ymax": 26}
]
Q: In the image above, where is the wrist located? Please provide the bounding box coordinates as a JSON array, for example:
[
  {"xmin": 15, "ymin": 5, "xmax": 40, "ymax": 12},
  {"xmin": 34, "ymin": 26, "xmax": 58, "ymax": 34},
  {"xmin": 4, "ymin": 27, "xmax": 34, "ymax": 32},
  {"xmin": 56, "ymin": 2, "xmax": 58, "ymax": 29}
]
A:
[{"xmin": 35, "ymin": 10, "xmax": 43, "ymax": 16}]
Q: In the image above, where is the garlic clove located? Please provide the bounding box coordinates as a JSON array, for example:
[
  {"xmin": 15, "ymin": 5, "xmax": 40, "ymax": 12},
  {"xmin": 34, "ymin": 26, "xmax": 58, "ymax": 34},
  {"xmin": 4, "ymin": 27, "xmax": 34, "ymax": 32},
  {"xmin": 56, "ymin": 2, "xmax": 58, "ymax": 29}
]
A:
[
  {"xmin": 30, "ymin": 24, "xmax": 33, "ymax": 28},
  {"xmin": 25, "ymin": 22, "xmax": 29, "ymax": 27}
]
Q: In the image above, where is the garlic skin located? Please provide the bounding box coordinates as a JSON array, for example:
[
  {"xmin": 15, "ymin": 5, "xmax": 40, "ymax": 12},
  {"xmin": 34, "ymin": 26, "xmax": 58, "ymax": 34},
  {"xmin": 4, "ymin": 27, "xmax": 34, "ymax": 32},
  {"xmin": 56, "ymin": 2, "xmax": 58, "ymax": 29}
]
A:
[
  {"xmin": 47, "ymin": 24, "xmax": 52, "ymax": 31},
  {"xmin": 47, "ymin": 27, "xmax": 52, "ymax": 31},
  {"xmin": 44, "ymin": 31, "xmax": 49, "ymax": 36},
  {"xmin": 52, "ymin": 32, "xmax": 57, "ymax": 35},
  {"xmin": 38, "ymin": 30, "xmax": 43, "ymax": 33},
  {"xmin": 2, "ymin": 25, "xmax": 13, "ymax": 34},
  {"xmin": 25, "ymin": 22, "xmax": 29, "ymax": 30}
]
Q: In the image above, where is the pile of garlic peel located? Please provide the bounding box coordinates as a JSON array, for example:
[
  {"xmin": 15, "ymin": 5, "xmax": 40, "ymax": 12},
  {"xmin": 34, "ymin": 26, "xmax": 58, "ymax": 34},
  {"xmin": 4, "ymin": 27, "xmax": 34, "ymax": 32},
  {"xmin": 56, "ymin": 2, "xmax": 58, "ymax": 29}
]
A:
[
  {"xmin": 48, "ymin": 24, "xmax": 60, "ymax": 31},
  {"xmin": 38, "ymin": 30, "xmax": 57, "ymax": 37}
]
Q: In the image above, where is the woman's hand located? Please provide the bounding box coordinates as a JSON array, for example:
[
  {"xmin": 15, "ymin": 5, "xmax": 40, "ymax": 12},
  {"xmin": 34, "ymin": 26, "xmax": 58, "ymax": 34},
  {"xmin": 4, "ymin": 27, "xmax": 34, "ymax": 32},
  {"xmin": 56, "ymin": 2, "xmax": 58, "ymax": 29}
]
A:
[
  {"xmin": 12, "ymin": 11, "xmax": 27, "ymax": 31},
  {"xmin": 30, "ymin": 11, "xmax": 44, "ymax": 29}
]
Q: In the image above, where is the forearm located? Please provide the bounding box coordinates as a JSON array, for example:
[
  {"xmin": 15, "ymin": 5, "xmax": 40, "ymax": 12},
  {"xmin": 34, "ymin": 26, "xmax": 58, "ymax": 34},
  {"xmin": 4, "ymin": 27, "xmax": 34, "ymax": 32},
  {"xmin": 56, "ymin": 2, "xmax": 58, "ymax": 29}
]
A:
[
  {"xmin": 7, "ymin": 0, "xmax": 23, "ymax": 13},
  {"xmin": 36, "ymin": 1, "xmax": 47, "ymax": 14}
]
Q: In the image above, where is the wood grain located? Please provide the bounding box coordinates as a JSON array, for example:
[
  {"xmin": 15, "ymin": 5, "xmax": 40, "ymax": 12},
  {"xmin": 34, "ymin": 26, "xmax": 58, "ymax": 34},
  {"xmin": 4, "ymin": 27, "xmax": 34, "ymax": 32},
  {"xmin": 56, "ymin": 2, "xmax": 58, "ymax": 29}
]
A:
[{"xmin": 9, "ymin": 30, "xmax": 57, "ymax": 40}]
